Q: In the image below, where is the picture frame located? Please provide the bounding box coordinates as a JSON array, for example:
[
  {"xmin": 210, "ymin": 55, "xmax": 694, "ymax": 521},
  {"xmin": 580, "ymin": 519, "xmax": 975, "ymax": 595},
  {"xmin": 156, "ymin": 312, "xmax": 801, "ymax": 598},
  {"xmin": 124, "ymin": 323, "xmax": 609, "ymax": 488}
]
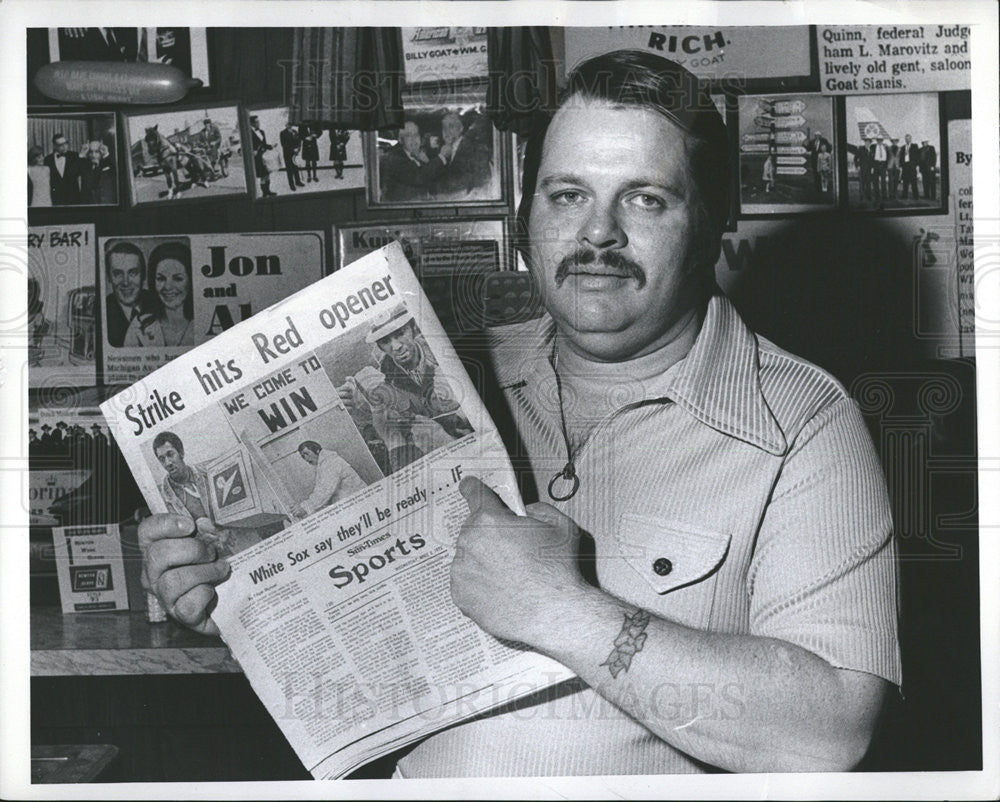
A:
[
  {"xmin": 713, "ymin": 93, "xmax": 740, "ymax": 232},
  {"xmin": 365, "ymin": 87, "xmax": 507, "ymax": 209},
  {"xmin": 736, "ymin": 92, "xmax": 840, "ymax": 217},
  {"xmin": 121, "ymin": 101, "xmax": 250, "ymax": 208},
  {"xmin": 334, "ymin": 217, "xmax": 511, "ymax": 336},
  {"xmin": 243, "ymin": 104, "xmax": 366, "ymax": 201},
  {"xmin": 46, "ymin": 27, "xmax": 211, "ymax": 87},
  {"xmin": 399, "ymin": 26, "xmax": 489, "ymax": 86},
  {"xmin": 510, "ymin": 131, "xmax": 526, "ymax": 215},
  {"xmin": 842, "ymin": 92, "xmax": 948, "ymax": 216},
  {"xmin": 28, "ymin": 112, "xmax": 119, "ymax": 209},
  {"xmin": 335, "ymin": 217, "xmax": 510, "ymax": 272}
]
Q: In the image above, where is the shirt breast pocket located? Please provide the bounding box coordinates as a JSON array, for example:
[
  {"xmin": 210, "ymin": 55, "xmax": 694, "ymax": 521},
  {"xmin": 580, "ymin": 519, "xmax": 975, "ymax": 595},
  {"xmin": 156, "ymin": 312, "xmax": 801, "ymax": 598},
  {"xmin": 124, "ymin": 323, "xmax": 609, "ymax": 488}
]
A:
[{"xmin": 613, "ymin": 513, "xmax": 732, "ymax": 627}]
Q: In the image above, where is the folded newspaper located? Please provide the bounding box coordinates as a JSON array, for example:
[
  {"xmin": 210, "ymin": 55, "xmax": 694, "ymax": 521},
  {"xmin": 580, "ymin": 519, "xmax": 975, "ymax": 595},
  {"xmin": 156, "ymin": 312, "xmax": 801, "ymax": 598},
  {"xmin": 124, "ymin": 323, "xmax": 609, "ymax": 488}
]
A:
[{"xmin": 102, "ymin": 242, "xmax": 574, "ymax": 778}]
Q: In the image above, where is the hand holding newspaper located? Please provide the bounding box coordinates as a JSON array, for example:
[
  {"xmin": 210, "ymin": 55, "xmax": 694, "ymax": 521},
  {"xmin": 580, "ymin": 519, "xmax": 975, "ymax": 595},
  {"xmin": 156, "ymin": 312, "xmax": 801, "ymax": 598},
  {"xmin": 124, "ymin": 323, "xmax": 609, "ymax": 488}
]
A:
[{"xmin": 103, "ymin": 243, "xmax": 574, "ymax": 778}]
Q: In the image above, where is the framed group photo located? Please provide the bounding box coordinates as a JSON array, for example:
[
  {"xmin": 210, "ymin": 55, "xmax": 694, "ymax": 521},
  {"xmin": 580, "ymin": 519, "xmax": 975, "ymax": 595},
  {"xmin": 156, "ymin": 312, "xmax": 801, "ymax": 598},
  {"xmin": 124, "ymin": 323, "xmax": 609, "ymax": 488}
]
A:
[
  {"xmin": 843, "ymin": 92, "xmax": 947, "ymax": 215},
  {"xmin": 28, "ymin": 112, "xmax": 119, "ymax": 209},
  {"xmin": 244, "ymin": 105, "xmax": 366, "ymax": 200},
  {"xmin": 737, "ymin": 93, "xmax": 839, "ymax": 216},
  {"xmin": 365, "ymin": 88, "xmax": 506, "ymax": 209},
  {"xmin": 121, "ymin": 102, "xmax": 249, "ymax": 207}
]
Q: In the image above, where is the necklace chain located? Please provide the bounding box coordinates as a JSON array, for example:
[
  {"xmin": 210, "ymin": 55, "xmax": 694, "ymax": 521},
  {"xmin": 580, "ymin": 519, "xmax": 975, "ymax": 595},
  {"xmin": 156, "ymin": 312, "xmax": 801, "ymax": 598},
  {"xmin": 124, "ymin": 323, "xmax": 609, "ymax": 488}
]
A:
[{"xmin": 548, "ymin": 339, "xmax": 581, "ymax": 502}]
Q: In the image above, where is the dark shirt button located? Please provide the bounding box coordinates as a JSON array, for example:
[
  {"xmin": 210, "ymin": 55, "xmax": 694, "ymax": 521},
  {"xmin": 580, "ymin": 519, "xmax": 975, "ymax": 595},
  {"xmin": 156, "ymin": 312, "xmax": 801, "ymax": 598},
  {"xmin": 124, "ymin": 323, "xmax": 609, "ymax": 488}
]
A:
[{"xmin": 653, "ymin": 557, "xmax": 672, "ymax": 576}]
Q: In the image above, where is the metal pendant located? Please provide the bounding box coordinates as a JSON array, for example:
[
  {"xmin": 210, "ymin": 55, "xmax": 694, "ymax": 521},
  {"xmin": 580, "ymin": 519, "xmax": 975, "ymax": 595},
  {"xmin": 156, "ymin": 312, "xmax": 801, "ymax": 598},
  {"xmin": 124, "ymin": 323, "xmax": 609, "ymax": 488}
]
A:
[{"xmin": 547, "ymin": 462, "xmax": 580, "ymax": 502}]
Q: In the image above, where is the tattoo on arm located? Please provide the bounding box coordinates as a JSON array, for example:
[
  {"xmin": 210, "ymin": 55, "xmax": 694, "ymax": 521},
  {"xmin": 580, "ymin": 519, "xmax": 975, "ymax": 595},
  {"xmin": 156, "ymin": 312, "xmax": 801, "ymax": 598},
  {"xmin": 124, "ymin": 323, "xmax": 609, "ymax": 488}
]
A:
[{"xmin": 600, "ymin": 608, "xmax": 650, "ymax": 678}]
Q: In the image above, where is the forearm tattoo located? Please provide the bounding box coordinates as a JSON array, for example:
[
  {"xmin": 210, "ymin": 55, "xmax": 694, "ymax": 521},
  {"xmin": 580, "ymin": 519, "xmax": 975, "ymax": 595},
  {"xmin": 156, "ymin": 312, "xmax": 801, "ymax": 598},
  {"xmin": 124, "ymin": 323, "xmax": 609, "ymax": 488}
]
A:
[{"xmin": 600, "ymin": 608, "xmax": 651, "ymax": 678}]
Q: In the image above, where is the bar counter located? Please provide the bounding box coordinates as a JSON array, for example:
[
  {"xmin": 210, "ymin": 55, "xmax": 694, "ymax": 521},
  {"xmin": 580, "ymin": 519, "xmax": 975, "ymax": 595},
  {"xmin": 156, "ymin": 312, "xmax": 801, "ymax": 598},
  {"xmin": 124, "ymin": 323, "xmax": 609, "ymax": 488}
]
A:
[{"xmin": 31, "ymin": 607, "xmax": 241, "ymax": 676}]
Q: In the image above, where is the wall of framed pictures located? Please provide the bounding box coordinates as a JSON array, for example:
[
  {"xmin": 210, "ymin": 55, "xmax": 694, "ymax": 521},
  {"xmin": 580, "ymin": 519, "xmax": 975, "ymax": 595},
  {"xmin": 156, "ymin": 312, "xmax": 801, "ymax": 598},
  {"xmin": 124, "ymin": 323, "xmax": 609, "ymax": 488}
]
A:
[
  {"xmin": 24, "ymin": 20, "xmax": 976, "ymax": 560},
  {"xmin": 23, "ymin": 23, "xmax": 980, "ymax": 782}
]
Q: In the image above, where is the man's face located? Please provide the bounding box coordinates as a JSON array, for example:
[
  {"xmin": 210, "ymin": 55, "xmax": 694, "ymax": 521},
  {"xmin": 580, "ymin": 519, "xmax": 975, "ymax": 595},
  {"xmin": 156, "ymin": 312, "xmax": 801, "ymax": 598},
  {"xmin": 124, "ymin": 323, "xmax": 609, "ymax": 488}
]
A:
[
  {"xmin": 54, "ymin": 137, "xmax": 68, "ymax": 155},
  {"xmin": 527, "ymin": 99, "xmax": 704, "ymax": 361},
  {"xmin": 378, "ymin": 324, "xmax": 419, "ymax": 369},
  {"xmin": 155, "ymin": 443, "xmax": 186, "ymax": 480},
  {"xmin": 905, "ymin": 135, "xmax": 912, "ymax": 145},
  {"xmin": 108, "ymin": 252, "xmax": 143, "ymax": 306},
  {"xmin": 442, "ymin": 114, "xmax": 463, "ymax": 143},
  {"xmin": 400, "ymin": 123, "xmax": 421, "ymax": 156},
  {"xmin": 87, "ymin": 143, "xmax": 102, "ymax": 165},
  {"xmin": 299, "ymin": 447, "xmax": 319, "ymax": 467}
]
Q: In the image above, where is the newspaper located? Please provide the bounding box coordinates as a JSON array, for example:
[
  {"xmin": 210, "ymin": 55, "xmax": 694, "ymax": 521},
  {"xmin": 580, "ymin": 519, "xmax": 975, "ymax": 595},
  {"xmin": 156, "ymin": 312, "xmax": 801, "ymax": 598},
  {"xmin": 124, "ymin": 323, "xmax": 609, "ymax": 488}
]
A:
[{"xmin": 102, "ymin": 242, "xmax": 574, "ymax": 778}]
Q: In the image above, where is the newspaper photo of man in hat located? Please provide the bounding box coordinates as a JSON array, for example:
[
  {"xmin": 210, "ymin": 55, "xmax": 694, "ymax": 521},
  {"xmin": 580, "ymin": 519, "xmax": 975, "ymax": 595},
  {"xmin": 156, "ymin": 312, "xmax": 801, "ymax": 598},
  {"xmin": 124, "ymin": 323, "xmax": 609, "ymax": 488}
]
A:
[{"xmin": 336, "ymin": 304, "xmax": 474, "ymax": 473}]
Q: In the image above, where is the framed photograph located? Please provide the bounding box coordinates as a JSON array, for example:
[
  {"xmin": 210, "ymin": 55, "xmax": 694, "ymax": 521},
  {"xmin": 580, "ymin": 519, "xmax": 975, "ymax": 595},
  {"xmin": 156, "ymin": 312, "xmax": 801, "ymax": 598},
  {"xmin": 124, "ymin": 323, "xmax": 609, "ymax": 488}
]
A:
[
  {"xmin": 244, "ymin": 105, "xmax": 366, "ymax": 200},
  {"xmin": 844, "ymin": 93, "xmax": 947, "ymax": 215},
  {"xmin": 28, "ymin": 112, "xmax": 119, "ymax": 208},
  {"xmin": 47, "ymin": 27, "xmax": 210, "ymax": 86},
  {"xmin": 121, "ymin": 103, "xmax": 249, "ymax": 207},
  {"xmin": 400, "ymin": 26, "xmax": 489, "ymax": 85},
  {"xmin": 737, "ymin": 93, "xmax": 839, "ymax": 216},
  {"xmin": 365, "ymin": 88, "xmax": 506, "ymax": 209},
  {"xmin": 335, "ymin": 217, "xmax": 509, "ymax": 336}
]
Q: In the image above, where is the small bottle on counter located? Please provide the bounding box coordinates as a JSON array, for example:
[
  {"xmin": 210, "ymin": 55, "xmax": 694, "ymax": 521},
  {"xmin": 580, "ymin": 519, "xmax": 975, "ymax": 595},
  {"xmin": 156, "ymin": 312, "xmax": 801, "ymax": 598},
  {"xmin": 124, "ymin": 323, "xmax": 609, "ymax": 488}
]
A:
[{"xmin": 146, "ymin": 592, "xmax": 169, "ymax": 623}]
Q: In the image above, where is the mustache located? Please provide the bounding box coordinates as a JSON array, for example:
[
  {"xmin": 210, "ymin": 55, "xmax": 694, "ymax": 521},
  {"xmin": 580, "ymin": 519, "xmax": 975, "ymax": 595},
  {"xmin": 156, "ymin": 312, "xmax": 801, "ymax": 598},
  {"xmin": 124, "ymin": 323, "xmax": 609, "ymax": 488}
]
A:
[{"xmin": 554, "ymin": 248, "xmax": 646, "ymax": 289}]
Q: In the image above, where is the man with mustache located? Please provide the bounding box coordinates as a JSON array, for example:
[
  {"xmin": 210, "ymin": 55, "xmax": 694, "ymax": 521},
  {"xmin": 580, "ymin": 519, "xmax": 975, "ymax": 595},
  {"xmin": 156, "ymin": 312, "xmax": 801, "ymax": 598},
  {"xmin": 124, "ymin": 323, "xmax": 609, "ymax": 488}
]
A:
[{"xmin": 139, "ymin": 51, "xmax": 898, "ymax": 776}]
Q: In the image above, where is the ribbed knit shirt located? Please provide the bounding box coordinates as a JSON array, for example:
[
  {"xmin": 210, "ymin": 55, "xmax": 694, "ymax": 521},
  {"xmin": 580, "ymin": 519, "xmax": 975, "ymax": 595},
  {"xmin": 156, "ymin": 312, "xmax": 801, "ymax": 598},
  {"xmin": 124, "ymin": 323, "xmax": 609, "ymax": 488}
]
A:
[{"xmin": 398, "ymin": 293, "xmax": 901, "ymax": 777}]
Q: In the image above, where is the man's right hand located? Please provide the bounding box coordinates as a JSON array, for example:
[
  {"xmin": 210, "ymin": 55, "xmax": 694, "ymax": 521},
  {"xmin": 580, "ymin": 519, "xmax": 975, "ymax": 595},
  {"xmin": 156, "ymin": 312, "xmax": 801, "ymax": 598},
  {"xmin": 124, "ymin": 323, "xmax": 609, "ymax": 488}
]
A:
[{"xmin": 138, "ymin": 513, "xmax": 231, "ymax": 636}]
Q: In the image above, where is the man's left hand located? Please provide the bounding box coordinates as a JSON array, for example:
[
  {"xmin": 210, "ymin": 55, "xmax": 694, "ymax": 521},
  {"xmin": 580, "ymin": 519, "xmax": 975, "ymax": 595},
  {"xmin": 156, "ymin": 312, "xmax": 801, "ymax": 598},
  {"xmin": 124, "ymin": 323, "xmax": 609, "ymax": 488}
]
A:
[{"xmin": 450, "ymin": 476, "xmax": 588, "ymax": 644}]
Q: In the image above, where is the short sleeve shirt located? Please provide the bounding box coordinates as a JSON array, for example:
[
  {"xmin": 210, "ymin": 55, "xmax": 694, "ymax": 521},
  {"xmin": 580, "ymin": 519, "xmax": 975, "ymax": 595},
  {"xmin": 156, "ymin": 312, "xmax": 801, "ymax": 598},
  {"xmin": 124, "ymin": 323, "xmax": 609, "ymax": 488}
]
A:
[{"xmin": 398, "ymin": 293, "xmax": 900, "ymax": 777}]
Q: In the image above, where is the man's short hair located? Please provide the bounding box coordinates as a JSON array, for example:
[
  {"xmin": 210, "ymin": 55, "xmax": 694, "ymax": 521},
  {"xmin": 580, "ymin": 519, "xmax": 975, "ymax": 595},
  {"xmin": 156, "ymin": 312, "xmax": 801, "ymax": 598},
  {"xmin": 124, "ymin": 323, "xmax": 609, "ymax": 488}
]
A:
[
  {"xmin": 105, "ymin": 240, "xmax": 146, "ymax": 279},
  {"xmin": 515, "ymin": 50, "xmax": 730, "ymax": 272},
  {"xmin": 298, "ymin": 440, "xmax": 322, "ymax": 455},
  {"xmin": 52, "ymin": 133, "xmax": 65, "ymax": 143},
  {"xmin": 152, "ymin": 431, "xmax": 184, "ymax": 456}
]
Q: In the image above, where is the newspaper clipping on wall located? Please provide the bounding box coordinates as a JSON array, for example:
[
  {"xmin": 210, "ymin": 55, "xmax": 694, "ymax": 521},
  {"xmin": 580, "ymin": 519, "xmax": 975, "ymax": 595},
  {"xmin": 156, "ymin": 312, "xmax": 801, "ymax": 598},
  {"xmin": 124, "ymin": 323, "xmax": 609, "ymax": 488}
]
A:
[
  {"xmin": 102, "ymin": 242, "xmax": 574, "ymax": 778},
  {"xmin": 28, "ymin": 224, "xmax": 97, "ymax": 389},
  {"xmin": 98, "ymin": 230, "xmax": 326, "ymax": 384}
]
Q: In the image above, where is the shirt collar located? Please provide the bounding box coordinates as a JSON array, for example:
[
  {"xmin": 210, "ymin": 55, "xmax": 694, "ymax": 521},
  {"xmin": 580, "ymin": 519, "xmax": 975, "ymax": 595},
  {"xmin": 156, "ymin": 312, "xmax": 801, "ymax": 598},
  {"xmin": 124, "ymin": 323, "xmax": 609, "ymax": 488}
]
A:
[{"xmin": 489, "ymin": 293, "xmax": 788, "ymax": 456}]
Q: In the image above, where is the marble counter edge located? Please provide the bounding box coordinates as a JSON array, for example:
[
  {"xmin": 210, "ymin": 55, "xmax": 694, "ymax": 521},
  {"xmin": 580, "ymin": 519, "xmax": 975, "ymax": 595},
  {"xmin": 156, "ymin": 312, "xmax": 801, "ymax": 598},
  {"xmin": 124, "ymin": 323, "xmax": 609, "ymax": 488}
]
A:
[{"xmin": 31, "ymin": 646, "xmax": 243, "ymax": 676}]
